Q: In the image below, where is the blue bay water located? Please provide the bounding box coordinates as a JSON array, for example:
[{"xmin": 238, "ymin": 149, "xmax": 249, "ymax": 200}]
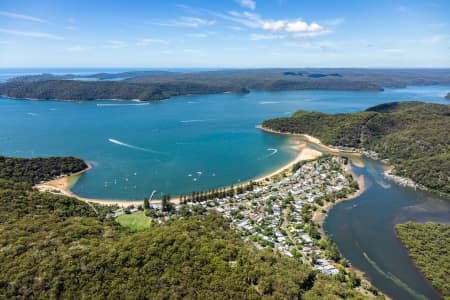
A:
[{"xmin": 0, "ymin": 83, "xmax": 449, "ymax": 200}]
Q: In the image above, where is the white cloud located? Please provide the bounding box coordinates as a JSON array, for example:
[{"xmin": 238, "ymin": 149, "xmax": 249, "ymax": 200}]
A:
[
  {"xmin": 180, "ymin": 17, "xmax": 216, "ymax": 27},
  {"xmin": 219, "ymin": 11, "xmax": 262, "ymax": 28},
  {"xmin": 215, "ymin": 11, "xmax": 329, "ymax": 38},
  {"xmin": 150, "ymin": 17, "xmax": 216, "ymax": 28},
  {"xmin": 0, "ymin": 28, "xmax": 62, "ymax": 39},
  {"xmin": 262, "ymin": 20, "xmax": 286, "ymax": 32},
  {"xmin": 285, "ymin": 21, "xmax": 325, "ymax": 34},
  {"xmin": 236, "ymin": 0, "xmax": 256, "ymax": 10},
  {"xmin": 137, "ymin": 39, "xmax": 169, "ymax": 46},
  {"xmin": 0, "ymin": 11, "xmax": 47, "ymax": 23}
]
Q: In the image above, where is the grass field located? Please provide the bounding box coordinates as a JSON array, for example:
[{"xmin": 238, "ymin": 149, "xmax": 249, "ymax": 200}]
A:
[{"xmin": 116, "ymin": 211, "xmax": 151, "ymax": 231}]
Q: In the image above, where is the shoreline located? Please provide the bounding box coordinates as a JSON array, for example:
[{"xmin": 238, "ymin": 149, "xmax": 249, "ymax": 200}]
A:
[
  {"xmin": 257, "ymin": 125, "xmax": 349, "ymax": 154},
  {"xmin": 251, "ymin": 142, "xmax": 322, "ymax": 184},
  {"xmin": 33, "ymin": 133, "xmax": 324, "ymax": 208},
  {"xmin": 259, "ymin": 126, "xmax": 386, "ymax": 298},
  {"xmin": 33, "ymin": 124, "xmax": 384, "ymax": 297},
  {"xmin": 34, "ymin": 164, "xmax": 145, "ymax": 207},
  {"xmin": 312, "ymin": 164, "xmax": 366, "ymax": 231}
]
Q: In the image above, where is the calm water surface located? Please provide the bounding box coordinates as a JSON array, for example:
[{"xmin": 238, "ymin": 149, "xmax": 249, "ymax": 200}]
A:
[{"xmin": 325, "ymin": 158, "xmax": 449, "ymax": 300}]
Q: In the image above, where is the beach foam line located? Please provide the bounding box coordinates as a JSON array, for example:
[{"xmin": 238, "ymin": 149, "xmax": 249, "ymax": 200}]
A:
[
  {"xmin": 97, "ymin": 103, "xmax": 149, "ymax": 107},
  {"xmin": 108, "ymin": 138, "xmax": 167, "ymax": 155}
]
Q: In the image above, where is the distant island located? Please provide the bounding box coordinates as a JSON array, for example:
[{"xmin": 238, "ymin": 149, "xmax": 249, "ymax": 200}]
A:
[
  {"xmin": 262, "ymin": 101, "xmax": 450, "ymax": 196},
  {"xmin": 446, "ymin": 92, "xmax": 450, "ymax": 100},
  {"xmin": 2, "ymin": 68, "xmax": 450, "ymax": 101}
]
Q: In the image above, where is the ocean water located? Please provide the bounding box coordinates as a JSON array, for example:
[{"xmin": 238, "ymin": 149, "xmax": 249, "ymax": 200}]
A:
[{"xmin": 0, "ymin": 77, "xmax": 449, "ymax": 200}]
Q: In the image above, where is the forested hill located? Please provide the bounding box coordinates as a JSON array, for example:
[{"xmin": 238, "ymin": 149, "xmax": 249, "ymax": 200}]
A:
[
  {"xmin": 262, "ymin": 101, "xmax": 450, "ymax": 196},
  {"xmin": 0, "ymin": 156, "xmax": 87, "ymax": 184},
  {"xmin": 0, "ymin": 156, "xmax": 373, "ymax": 299},
  {"xmin": 395, "ymin": 222, "xmax": 450, "ymax": 297},
  {"xmin": 2, "ymin": 68, "xmax": 450, "ymax": 101}
]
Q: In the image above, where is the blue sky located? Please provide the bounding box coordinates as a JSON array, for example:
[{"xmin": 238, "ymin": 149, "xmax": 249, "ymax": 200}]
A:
[{"xmin": 0, "ymin": 0, "xmax": 449, "ymax": 68}]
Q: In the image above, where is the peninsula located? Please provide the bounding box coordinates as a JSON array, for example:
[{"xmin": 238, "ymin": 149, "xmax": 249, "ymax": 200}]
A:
[{"xmin": 262, "ymin": 101, "xmax": 450, "ymax": 196}]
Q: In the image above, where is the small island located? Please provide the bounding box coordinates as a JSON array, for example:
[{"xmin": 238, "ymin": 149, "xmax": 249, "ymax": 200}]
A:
[{"xmin": 446, "ymin": 92, "xmax": 450, "ymax": 100}]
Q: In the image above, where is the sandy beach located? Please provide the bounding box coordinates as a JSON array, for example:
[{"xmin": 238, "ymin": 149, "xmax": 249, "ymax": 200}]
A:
[
  {"xmin": 35, "ymin": 164, "xmax": 146, "ymax": 207},
  {"xmin": 34, "ymin": 134, "xmax": 324, "ymax": 208},
  {"xmin": 252, "ymin": 142, "xmax": 322, "ymax": 183},
  {"xmin": 34, "ymin": 125, "xmax": 359, "ymax": 209},
  {"xmin": 257, "ymin": 125, "xmax": 343, "ymax": 154}
]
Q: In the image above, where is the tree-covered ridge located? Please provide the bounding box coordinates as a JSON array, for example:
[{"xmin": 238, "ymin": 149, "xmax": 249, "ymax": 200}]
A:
[
  {"xmin": 0, "ymin": 157, "xmax": 372, "ymax": 299},
  {"xmin": 3, "ymin": 68, "xmax": 450, "ymax": 101},
  {"xmin": 0, "ymin": 156, "xmax": 87, "ymax": 184},
  {"xmin": 395, "ymin": 222, "xmax": 450, "ymax": 297},
  {"xmin": 0, "ymin": 80, "xmax": 250, "ymax": 101},
  {"xmin": 262, "ymin": 101, "xmax": 450, "ymax": 195}
]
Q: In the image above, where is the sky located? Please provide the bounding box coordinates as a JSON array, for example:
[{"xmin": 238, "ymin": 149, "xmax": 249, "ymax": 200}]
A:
[{"xmin": 0, "ymin": 0, "xmax": 449, "ymax": 68}]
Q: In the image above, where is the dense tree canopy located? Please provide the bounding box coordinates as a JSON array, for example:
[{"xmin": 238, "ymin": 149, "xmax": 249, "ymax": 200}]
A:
[
  {"xmin": 262, "ymin": 101, "xmax": 450, "ymax": 195},
  {"xmin": 395, "ymin": 222, "xmax": 450, "ymax": 297},
  {"xmin": 0, "ymin": 156, "xmax": 87, "ymax": 184}
]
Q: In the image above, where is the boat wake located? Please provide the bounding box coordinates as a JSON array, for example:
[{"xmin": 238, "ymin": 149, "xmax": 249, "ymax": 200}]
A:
[
  {"xmin": 258, "ymin": 148, "xmax": 279, "ymax": 160},
  {"xmin": 180, "ymin": 119, "xmax": 207, "ymax": 123},
  {"xmin": 267, "ymin": 148, "xmax": 278, "ymax": 156},
  {"xmin": 108, "ymin": 138, "xmax": 167, "ymax": 155},
  {"xmin": 259, "ymin": 101, "xmax": 280, "ymax": 105},
  {"xmin": 97, "ymin": 103, "xmax": 150, "ymax": 107}
]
